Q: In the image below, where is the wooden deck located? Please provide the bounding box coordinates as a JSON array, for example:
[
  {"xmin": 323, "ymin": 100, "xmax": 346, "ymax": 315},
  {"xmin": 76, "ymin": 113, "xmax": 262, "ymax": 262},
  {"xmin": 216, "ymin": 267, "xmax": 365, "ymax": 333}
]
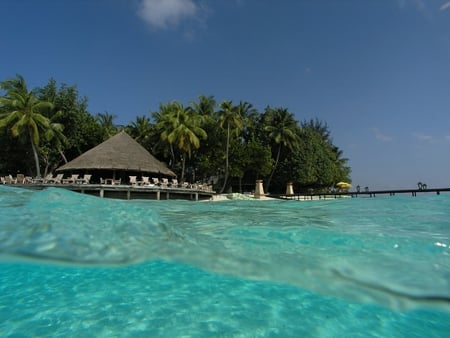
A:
[
  {"xmin": 271, "ymin": 187, "xmax": 450, "ymax": 200},
  {"xmin": 10, "ymin": 183, "xmax": 216, "ymax": 201}
]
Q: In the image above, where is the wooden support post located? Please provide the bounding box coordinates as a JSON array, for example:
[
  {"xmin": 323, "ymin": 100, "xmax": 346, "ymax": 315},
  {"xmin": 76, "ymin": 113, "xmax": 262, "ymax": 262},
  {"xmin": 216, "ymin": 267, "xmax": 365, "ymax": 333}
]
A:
[
  {"xmin": 286, "ymin": 182, "xmax": 294, "ymax": 195},
  {"xmin": 254, "ymin": 180, "xmax": 264, "ymax": 199}
]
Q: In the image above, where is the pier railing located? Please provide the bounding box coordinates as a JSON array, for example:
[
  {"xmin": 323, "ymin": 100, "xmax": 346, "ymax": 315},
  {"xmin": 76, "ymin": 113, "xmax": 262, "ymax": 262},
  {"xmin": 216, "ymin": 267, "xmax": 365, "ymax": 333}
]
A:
[
  {"xmin": 271, "ymin": 188, "xmax": 450, "ymax": 200},
  {"xmin": 5, "ymin": 183, "xmax": 215, "ymax": 201}
]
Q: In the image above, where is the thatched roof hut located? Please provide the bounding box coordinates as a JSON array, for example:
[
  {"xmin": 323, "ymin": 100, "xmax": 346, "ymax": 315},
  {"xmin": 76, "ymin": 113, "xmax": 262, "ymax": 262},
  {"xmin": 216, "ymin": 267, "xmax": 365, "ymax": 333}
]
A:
[{"xmin": 57, "ymin": 131, "xmax": 176, "ymax": 177}]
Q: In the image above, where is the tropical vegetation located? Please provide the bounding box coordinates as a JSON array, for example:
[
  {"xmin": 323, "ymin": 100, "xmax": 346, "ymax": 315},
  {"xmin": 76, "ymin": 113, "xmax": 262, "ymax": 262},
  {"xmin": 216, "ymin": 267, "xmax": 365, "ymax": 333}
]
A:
[{"xmin": 0, "ymin": 75, "xmax": 351, "ymax": 193}]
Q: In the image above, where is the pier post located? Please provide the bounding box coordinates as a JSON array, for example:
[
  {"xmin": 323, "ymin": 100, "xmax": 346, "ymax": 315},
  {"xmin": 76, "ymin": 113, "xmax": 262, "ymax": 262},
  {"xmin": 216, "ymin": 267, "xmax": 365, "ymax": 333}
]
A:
[
  {"xmin": 255, "ymin": 180, "xmax": 265, "ymax": 199},
  {"xmin": 286, "ymin": 182, "xmax": 294, "ymax": 195}
]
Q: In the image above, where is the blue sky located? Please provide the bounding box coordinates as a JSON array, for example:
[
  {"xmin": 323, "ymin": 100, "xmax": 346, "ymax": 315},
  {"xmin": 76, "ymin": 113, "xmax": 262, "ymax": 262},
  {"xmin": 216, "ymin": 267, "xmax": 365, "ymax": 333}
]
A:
[{"xmin": 1, "ymin": 0, "xmax": 450, "ymax": 190}]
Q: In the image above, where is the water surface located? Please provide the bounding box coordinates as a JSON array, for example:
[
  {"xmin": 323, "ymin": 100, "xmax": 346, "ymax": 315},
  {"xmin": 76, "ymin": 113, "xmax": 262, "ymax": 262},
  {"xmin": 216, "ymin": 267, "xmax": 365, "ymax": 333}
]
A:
[{"xmin": 1, "ymin": 186, "xmax": 449, "ymax": 336}]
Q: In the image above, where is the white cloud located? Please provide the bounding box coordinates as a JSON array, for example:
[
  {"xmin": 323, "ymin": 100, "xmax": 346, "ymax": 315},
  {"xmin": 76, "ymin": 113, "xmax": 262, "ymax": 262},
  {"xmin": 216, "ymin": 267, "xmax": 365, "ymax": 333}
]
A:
[
  {"xmin": 397, "ymin": 0, "xmax": 426, "ymax": 10},
  {"xmin": 412, "ymin": 0, "xmax": 427, "ymax": 11},
  {"xmin": 372, "ymin": 128, "xmax": 393, "ymax": 142},
  {"xmin": 413, "ymin": 132, "xmax": 433, "ymax": 142},
  {"xmin": 440, "ymin": 1, "xmax": 450, "ymax": 11},
  {"xmin": 396, "ymin": 0, "xmax": 432, "ymax": 16},
  {"xmin": 397, "ymin": 0, "xmax": 450, "ymax": 14},
  {"xmin": 138, "ymin": 0, "xmax": 199, "ymax": 29}
]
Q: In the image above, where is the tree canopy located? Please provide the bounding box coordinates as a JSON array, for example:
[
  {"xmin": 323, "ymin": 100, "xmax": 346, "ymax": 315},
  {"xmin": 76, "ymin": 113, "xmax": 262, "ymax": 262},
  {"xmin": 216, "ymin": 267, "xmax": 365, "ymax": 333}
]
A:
[{"xmin": 0, "ymin": 75, "xmax": 351, "ymax": 193}]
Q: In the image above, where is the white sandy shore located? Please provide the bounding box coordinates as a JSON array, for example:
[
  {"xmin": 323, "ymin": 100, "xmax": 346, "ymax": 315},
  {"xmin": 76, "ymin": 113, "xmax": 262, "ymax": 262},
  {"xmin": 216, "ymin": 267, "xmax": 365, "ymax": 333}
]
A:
[
  {"xmin": 210, "ymin": 193, "xmax": 349, "ymax": 202},
  {"xmin": 208, "ymin": 193, "xmax": 350, "ymax": 202},
  {"xmin": 209, "ymin": 193, "xmax": 275, "ymax": 201}
]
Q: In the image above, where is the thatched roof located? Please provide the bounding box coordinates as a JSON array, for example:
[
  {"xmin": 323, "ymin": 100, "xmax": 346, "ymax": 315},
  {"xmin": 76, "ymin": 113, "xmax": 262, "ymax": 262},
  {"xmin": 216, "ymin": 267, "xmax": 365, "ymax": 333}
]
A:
[{"xmin": 57, "ymin": 131, "xmax": 176, "ymax": 176}]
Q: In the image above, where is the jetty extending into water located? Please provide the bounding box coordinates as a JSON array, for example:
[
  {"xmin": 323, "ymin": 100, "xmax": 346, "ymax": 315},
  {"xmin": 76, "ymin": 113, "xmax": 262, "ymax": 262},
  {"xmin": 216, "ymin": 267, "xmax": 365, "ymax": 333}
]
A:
[
  {"xmin": 10, "ymin": 183, "xmax": 215, "ymax": 201},
  {"xmin": 272, "ymin": 187, "xmax": 450, "ymax": 200}
]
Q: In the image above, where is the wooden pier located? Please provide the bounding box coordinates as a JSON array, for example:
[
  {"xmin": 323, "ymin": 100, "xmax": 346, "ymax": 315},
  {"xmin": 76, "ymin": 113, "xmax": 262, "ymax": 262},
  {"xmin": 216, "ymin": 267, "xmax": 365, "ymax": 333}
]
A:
[
  {"xmin": 12, "ymin": 183, "xmax": 216, "ymax": 201},
  {"xmin": 272, "ymin": 188, "xmax": 450, "ymax": 200}
]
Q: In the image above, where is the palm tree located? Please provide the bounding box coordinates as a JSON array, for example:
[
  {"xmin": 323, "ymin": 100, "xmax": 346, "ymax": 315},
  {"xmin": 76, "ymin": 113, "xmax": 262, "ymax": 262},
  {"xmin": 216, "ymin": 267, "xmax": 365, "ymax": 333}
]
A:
[
  {"xmin": 127, "ymin": 115, "xmax": 153, "ymax": 148},
  {"xmin": 96, "ymin": 111, "xmax": 117, "ymax": 140},
  {"xmin": 0, "ymin": 75, "xmax": 53, "ymax": 177},
  {"xmin": 46, "ymin": 111, "xmax": 68, "ymax": 164},
  {"xmin": 264, "ymin": 107, "xmax": 301, "ymax": 193},
  {"xmin": 157, "ymin": 101, "xmax": 207, "ymax": 181},
  {"xmin": 332, "ymin": 146, "xmax": 351, "ymax": 184},
  {"xmin": 218, "ymin": 100, "xmax": 243, "ymax": 193},
  {"xmin": 40, "ymin": 116, "xmax": 68, "ymax": 175},
  {"xmin": 154, "ymin": 103, "xmax": 178, "ymax": 167},
  {"xmin": 190, "ymin": 95, "xmax": 216, "ymax": 124},
  {"xmin": 236, "ymin": 101, "xmax": 258, "ymax": 142}
]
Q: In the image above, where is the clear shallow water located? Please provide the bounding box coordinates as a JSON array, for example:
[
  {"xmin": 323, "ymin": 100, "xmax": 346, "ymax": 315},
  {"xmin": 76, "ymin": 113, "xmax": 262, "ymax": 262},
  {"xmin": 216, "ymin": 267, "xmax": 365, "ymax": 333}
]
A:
[{"xmin": 0, "ymin": 186, "xmax": 449, "ymax": 337}]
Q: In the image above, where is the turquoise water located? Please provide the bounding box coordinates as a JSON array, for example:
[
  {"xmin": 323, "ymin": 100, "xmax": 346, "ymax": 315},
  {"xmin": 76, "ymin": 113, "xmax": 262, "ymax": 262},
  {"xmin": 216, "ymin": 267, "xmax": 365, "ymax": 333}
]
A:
[{"xmin": 0, "ymin": 186, "xmax": 449, "ymax": 337}]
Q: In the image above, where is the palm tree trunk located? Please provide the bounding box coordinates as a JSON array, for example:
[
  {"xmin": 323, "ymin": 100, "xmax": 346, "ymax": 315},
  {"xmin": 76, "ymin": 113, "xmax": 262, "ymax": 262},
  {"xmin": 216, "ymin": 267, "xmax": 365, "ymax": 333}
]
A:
[
  {"xmin": 59, "ymin": 149, "xmax": 68, "ymax": 164},
  {"xmin": 219, "ymin": 123, "xmax": 231, "ymax": 193},
  {"xmin": 170, "ymin": 143, "xmax": 175, "ymax": 168},
  {"xmin": 181, "ymin": 154, "xmax": 186, "ymax": 182},
  {"xmin": 30, "ymin": 138, "xmax": 41, "ymax": 178},
  {"xmin": 266, "ymin": 144, "xmax": 281, "ymax": 193}
]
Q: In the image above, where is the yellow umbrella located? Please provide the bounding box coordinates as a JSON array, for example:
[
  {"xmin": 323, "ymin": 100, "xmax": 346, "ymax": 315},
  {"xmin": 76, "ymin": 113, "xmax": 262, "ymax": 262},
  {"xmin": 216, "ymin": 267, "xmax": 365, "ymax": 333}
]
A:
[{"xmin": 336, "ymin": 182, "xmax": 352, "ymax": 189}]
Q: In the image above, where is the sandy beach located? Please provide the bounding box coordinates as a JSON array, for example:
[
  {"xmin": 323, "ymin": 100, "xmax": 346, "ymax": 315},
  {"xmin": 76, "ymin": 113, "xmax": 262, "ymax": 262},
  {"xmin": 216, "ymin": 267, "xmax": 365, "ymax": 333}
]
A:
[
  {"xmin": 209, "ymin": 193, "xmax": 351, "ymax": 202},
  {"xmin": 209, "ymin": 193, "xmax": 276, "ymax": 201}
]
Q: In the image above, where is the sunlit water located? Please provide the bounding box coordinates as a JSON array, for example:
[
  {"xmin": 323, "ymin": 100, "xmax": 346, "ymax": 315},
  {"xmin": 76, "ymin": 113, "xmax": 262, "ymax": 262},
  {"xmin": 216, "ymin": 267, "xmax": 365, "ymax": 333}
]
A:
[{"xmin": 1, "ymin": 186, "xmax": 449, "ymax": 337}]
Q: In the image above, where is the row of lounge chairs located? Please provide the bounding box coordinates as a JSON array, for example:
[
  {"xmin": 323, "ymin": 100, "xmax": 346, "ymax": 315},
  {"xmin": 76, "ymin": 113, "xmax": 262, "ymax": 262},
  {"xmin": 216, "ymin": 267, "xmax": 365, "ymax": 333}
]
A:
[
  {"xmin": 1, "ymin": 173, "xmax": 92, "ymax": 185},
  {"xmin": 128, "ymin": 176, "xmax": 213, "ymax": 191},
  {"xmin": 1, "ymin": 174, "xmax": 32, "ymax": 184},
  {"xmin": 129, "ymin": 176, "xmax": 177, "ymax": 187},
  {"xmin": 39, "ymin": 173, "xmax": 92, "ymax": 184},
  {"xmin": 2, "ymin": 173, "xmax": 214, "ymax": 191}
]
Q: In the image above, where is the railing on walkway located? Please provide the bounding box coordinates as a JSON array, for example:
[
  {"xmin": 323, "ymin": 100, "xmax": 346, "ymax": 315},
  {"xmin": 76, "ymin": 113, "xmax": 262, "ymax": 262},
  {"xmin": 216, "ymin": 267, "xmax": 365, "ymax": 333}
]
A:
[
  {"xmin": 271, "ymin": 188, "xmax": 450, "ymax": 200},
  {"xmin": 3, "ymin": 182, "xmax": 215, "ymax": 201}
]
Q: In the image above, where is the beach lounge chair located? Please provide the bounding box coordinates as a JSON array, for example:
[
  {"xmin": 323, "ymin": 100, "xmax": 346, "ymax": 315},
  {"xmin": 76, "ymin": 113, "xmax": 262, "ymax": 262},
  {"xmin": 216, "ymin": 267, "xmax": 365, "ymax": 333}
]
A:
[
  {"xmin": 47, "ymin": 173, "xmax": 64, "ymax": 184},
  {"xmin": 152, "ymin": 177, "xmax": 160, "ymax": 186},
  {"xmin": 171, "ymin": 178, "xmax": 179, "ymax": 187},
  {"xmin": 129, "ymin": 176, "xmax": 138, "ymax": 185},
  {"xmin": 138, "ymin": 176, "xmax": 150, "ymax": 186},
  {"xmin": 100, "ymin": 177, "xmax": 120, "ymax": 184},
  {"xmin": 63, "ymin": 174, "xmax": 79, "ymax": 184},
  {"xmin": 36, "ymin": 173, "xmax": 54, "ymax": 183},
  {"xmin": 4, "ymin": 175, "xmax": 17, "ymax": 184},
  {"xmin": 16, "ymin": 174, "xmax": 25, "ymax": 184},
  {"xmin": 161, "ymin": 178, "xmax": 169, "ymax": 187},
  {"xmin": 77, "ymin": 174, "xmax": 92, "ymax": 184}
]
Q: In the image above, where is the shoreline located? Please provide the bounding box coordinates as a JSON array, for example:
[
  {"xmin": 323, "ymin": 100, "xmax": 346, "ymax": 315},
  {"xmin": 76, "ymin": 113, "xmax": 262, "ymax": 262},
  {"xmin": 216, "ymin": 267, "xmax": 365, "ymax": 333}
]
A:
[
  {"xmin": 208, "ymin": 193, "xmax": 348, "ymax": 202},
  {"xmin": 209, "ymin": 193, "xmax": 275, "ymax": 201}
]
